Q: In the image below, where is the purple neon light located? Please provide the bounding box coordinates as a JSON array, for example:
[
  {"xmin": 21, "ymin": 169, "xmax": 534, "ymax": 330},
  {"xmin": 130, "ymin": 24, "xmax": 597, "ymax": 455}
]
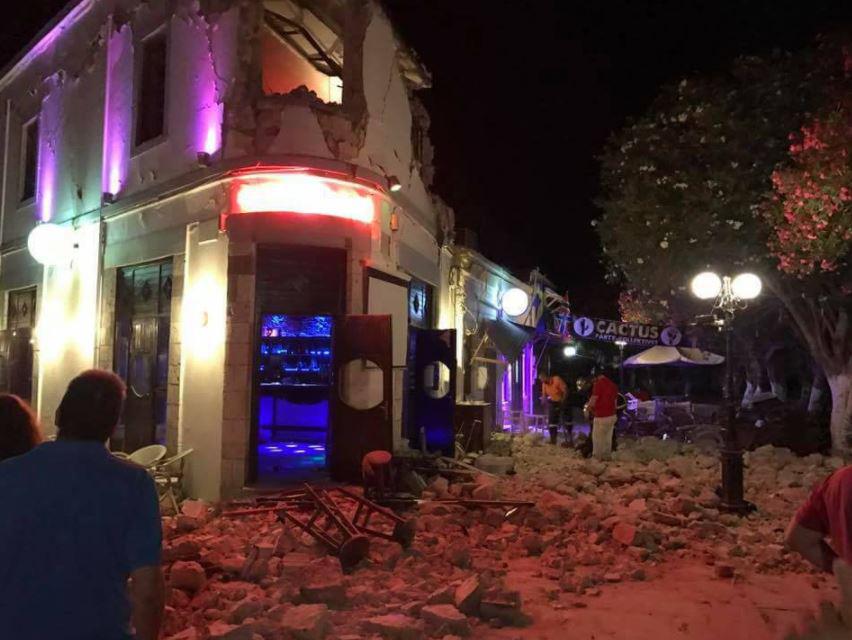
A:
[
  {"xmin": 522, "ymin": 342, "xmax": 537, "ymax": 415},
  {"xmin": 102, "ymin": 24, "xmax": 133, "ymax": 196},
  {"xmin": 198, "ymin": 102, "xmax": 223, "ymax": 155},
  {"xmin": 191, "ymin": 26, "xmax": 224, "ymax": 156},
  {"xmin": 36, "ymin": 79, "xmax": 62, "ymax": 222}
]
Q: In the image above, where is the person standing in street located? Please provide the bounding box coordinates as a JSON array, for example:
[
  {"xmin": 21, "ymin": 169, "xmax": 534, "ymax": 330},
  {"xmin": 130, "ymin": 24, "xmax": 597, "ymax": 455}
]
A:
[
  {"xmin": 585, "ymin": 369, "xmax": 619, "ymax": 459},
  {"xmin": 563, "ymin": 377, "xmax": 589, "ymax": 446},
  {"xmin": 785, "ymin": 465, "xmax": 852, "ymax": 628},
  {"xmin": 0, "ymin": 369, "xmax": 165, "ymax": 640},
  {"xmin": 539, "ymin": 371, "xmax": 568, "ymax": 445}
]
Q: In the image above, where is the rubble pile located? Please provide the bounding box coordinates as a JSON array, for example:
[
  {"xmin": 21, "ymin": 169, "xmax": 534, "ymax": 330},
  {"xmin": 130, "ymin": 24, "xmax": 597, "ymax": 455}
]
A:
[
  {"xmin": 511, "ymin": 436, "xmax": 845, "ymax": 576},
  {"xmin": 159, "ymin": 439, "xmax": 845, "ymax": 639},
  {"xmin": 159, "ymin": 486, "xmax": 529, "ymax": 640}
]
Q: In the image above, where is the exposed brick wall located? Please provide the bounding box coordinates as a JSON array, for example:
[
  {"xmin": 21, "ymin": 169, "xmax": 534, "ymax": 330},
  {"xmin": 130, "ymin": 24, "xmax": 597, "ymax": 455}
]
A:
[
  {"xmin": 167, "ymin": 254, "xmax": 184, "ymax": 454},
  {"xmin": 96, "ymin": 268, "xmax": 117, "ymax": 372},
  {"xmin": 220, "ymin": 241, "xmax": 255, "ymax": 499}
]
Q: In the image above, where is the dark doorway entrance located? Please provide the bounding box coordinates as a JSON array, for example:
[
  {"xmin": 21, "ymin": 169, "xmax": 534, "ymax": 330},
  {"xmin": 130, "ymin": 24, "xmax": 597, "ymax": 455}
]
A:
[
  {"xmin": 0, "ymin": 288, "xmax": 37, "ymax": 401},
  {"xmin": 113, "ymin": 260, "xmax": 172, "ymax": 452},
  {"xmin": 256, "ymin": 314, "xmax": 333, "ymax": 480},
  {"xmin": 251, "ymin": 245, "xmax": 347, "ymax": 485}
]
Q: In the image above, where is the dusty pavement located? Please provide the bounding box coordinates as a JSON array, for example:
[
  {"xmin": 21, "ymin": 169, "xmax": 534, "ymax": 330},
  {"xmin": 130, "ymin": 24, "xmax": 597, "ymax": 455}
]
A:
[{"xmin": 159, "ymin": 436, "xmax": 849, "ymax": 639}]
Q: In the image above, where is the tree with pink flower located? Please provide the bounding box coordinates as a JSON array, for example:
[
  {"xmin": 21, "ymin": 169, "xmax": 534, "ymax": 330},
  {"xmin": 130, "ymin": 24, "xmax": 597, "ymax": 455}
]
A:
[
  {"xmin": 598, "ymin": 35, "xmax": 852, "ymax": 452},
  {"xmin": 762, "ymin": 94, "xmax": 852, "ymax": 450}
]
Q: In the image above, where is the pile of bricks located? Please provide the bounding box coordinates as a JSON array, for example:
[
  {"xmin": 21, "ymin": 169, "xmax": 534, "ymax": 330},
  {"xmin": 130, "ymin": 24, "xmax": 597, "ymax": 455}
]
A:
[{"xmin": 159, "ymin": 437, "xmax": 844, "ymax": 639}]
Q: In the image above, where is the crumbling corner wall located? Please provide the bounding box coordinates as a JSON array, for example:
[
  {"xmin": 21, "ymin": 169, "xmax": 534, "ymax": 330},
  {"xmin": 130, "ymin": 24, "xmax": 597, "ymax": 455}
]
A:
[{"xmin": 224, "ymin": 0, "xmax": 370, "ymax": 163}]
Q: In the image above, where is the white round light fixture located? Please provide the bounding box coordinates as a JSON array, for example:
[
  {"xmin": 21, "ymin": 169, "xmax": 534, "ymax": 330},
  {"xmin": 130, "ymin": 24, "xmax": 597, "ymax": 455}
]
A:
[
  {"xmin": 500, "ymin": 287, "xmax": 530, "ymax": 316},
  {"xmin": 27, "ymin": 223, "xmax": 73, "ymax": 266},
  {"xmin": 563, "ymin": 345, "xmax": 577, "ymax": 357},
  {"xmin": 690, "ymin": 271, "xmax": 722, "ymax": 300},
  {"xmin": 731, "ymin": 273, "xmax": 762, "ymax": 300}
]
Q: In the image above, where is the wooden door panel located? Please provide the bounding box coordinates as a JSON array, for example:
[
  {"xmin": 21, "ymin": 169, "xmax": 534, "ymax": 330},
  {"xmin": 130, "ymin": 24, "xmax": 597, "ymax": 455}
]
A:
[
  {"xmin": 413, "ymin": 329, "xmax": 456, "ymax": 454},
  {"xmin": 330, "ymin": 315, "xmax": 393, "ymax": 481}
]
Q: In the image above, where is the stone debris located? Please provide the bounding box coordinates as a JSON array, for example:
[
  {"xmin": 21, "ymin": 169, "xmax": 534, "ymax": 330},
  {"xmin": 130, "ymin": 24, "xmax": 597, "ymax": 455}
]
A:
[
  {"xmin": 159, "ymin": 438, "xmax": 843, "ymax": 638},
  {"xmin": 420, "ymin": 604, "xmax": 471, "ymax": 636},
  {"xmin": 363, "ymin": 613, "xmax": 424, "ymax": 639},
  {"xmin": 279, "ymin": 604, "xmax": 330, "ymax": 640},
  {"xmin": 170, "ymin": 560, "xmax": 206, "ymax": 593}
]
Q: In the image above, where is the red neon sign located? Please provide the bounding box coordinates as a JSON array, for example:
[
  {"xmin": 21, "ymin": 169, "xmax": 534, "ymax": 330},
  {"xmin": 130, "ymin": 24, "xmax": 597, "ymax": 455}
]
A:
[{"xmin": 232, "ymin": 172, "xmax": 376, "ymax": 223}]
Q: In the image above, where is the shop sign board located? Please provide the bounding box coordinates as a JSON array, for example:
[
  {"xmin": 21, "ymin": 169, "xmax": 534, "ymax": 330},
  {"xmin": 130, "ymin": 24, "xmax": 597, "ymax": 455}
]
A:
[{"xmin": 570, "ymin": 316, "xmax": 682, "ymax": 347}]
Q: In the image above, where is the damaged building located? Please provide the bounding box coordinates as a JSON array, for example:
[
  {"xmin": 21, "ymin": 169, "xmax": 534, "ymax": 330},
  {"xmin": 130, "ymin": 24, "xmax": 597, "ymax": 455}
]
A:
[{"xmin": 0, "ymin": 0, "xmax": 456, "ymax": 500}]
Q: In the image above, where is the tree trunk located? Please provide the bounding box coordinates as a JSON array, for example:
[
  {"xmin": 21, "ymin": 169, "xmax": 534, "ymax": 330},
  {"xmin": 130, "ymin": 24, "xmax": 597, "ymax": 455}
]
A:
[
  {"xmin": 808, "ymin": 367, "xmax": 828, "ymax": 415},
  {"xmin": 827, "ymin": 372, "xmax": 852, "ymax": 457}
]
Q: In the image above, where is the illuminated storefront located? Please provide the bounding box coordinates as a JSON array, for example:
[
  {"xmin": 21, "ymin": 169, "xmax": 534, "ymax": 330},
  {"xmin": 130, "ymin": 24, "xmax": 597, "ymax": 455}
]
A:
[
  {"xmin": 0, "ymin": 0, "xmax": 449, "ymax": 501},
  {"xmin": 448, "ymin": 245, "xmax": 568, "ymax": 436}
]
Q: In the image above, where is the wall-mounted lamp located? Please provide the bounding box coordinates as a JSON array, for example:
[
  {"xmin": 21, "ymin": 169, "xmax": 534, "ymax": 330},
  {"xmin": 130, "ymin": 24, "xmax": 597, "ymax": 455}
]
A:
[
  {"xmin": 27, "ymin": 222, "xmax": 75, "ymax": 266},
  {"xmin": 102, "ymin": 192, "xmax": 115, "ymax": 205},
  {"xmin": 387, "ymin": 175, "xmax": 402, "ymax": 192},
  {"xmin": 390, "ymin": 208, "xmax": 400, "ymax": 232},
  {"xmin": 197, "ymin": 151, "xmax": 212, "ymax": 167},
  {"xmin": 500, "ymin": 287, "xmax": 530, "ymax": 317},
  {"xmin": 563, "ymin": 345, "xmax": 578, "ymax": 358}
]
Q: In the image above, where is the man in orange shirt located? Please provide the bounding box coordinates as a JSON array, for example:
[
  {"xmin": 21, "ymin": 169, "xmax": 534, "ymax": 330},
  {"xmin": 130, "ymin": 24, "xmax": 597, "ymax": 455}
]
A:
[{"xmin": 539, "ymin": 372, "xmax": 567, "ymax": 445}]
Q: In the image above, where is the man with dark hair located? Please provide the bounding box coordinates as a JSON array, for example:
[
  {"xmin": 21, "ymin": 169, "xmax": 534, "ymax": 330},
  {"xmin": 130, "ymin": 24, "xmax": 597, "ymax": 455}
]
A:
[
  {"xmin": 585, "ymin": 368, "xmax": 619, "ymax": 460},
  {"xmin": 0, "ymin": 369, "xmax": 165, "ymax": 640}
]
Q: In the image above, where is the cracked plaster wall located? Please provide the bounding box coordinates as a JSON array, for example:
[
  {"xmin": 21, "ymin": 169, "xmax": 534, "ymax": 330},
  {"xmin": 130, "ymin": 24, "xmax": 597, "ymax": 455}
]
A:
[
  {"xmin": 0, "ymin": 1, "xmax": 110, "ymax": 248},
  {"xmin": 106, "ymin": 0, "xmax": 239, "ymax": 198},
  {"xmin": 0, "ymin": 0, "xmax": 239, "ymax": 248}
]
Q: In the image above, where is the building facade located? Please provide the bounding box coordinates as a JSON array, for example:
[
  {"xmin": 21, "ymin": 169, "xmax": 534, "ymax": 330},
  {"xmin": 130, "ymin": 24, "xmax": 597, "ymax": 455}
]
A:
[
  {"xmin": 448, "ymin": 243, "xmax": 569, "ymax": 436},
  {"xmin": 0, "ymin": 0, "xmax": 453, "ymax": 500}
]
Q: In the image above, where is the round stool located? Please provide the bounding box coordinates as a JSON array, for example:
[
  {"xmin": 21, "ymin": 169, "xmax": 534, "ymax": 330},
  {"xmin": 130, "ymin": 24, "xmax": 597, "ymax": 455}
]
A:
[{"xmin": 361, "ymin": 450, "xmax": 392, "ymax": 498}]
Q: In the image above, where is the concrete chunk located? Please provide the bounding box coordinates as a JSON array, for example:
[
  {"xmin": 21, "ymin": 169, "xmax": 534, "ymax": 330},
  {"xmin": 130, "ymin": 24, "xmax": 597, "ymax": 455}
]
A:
[
  {"xmin": 420, "ymin": 605, "xmax": 470, "ymax": 636},
  {"xmin": 280, "ymin": 604, "xmax": 330, "ymax": 640},
  {"xmin": 363, "ymin": 613, "xmax": 424, "ymax": 639},
  {"xmin": 170, "ymin": 561, "xmax": 206, "ymax": 593},
  {"xmin": 453, "ymin": 575, "xmax": 482, "ymax": 616}
]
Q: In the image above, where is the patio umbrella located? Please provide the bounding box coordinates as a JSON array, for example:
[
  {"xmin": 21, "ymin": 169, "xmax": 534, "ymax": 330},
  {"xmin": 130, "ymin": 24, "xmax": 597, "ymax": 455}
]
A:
[{"xmin": 623, "ymin": 345, "xmax": 724, "ymax": 367}]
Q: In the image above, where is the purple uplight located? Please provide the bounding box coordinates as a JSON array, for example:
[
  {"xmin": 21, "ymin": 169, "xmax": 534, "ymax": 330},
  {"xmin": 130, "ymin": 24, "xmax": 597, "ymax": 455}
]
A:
[
  {"xmin": 522, "ymin": 342, "xmax": 535, "ymax": 415},
  {"xmin": 102, "ymin": 24, "xmax": 133, "ymax": 196},
  {"xmin": 37, "ymin": 85, "xmax": 60, "ymax": 222},
  {"xmin": 200, "ymin": 104, "xmax": 223, "ymax": 155},
  {"xmin": 193, "ymin": 47, "xmax": 224, "ymax": 156},
  {"xmin": 38, "ymin": 163, "xmax": 54, "ymax": 222}
]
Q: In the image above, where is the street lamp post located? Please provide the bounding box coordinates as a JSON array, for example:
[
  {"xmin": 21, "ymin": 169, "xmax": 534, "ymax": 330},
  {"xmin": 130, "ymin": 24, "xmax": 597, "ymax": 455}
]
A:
[
  {"xmin": 615, "ymin": 339, "xmax": 627, "ymax": 388},
  {"xmin": 690, "ymin": 271, "xmax": 762, "ymax": 514}
]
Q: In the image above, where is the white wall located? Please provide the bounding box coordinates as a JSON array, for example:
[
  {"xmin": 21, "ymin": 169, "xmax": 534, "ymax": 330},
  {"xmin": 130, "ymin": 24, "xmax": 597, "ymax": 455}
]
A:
[
  {"xmin": 35, "ymin": 222, "xmax": 101, "ymax": 434},
  {"xmin": 357, "ymin": 6, "xmax": 436, "ymax": 235},
  {"xmin": 178, "ymin": 220, "xmax": 228, "ymax": 501}
]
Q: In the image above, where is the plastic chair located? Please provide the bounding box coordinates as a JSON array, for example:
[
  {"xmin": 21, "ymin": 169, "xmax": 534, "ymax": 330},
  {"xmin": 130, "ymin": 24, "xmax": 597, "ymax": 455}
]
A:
[
  {"xmin": 152, "ymin": 448, "xmax": 194, "ymax": 513},
  {"xmin": 127, "ymin": 444, "xmax": 167, "ymax": 468}
]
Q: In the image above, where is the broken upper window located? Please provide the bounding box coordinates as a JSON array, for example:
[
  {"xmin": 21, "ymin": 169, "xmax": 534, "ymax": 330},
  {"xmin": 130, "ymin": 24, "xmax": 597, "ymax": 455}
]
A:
[
  {"xmin": 262, "ymin": 1, "xmax": 343, "ymax": 103},
  {"xmin": 135, "ymin": 30, "xmax": 168, "ymax": 148},
  {"xmin": 20, "ymin": 117, "xmax": 38, "ymax": 202}
]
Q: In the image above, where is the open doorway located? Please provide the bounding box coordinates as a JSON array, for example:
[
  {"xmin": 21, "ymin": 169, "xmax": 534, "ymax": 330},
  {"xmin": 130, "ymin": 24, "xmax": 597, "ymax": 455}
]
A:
[{"xmin": 255, "ymin": 314, "xmax": 333, "ymax": 482}]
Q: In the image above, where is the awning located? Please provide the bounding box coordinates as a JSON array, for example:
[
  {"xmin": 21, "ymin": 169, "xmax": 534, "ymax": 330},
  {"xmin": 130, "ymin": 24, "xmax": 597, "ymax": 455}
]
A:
[
  {"xmin": 482, "ymin": 317, "xmax": 535, "ymax": 362},
  {"xmin": 624, "ymin": 346, "xmax": 724, "ymax": 367}
]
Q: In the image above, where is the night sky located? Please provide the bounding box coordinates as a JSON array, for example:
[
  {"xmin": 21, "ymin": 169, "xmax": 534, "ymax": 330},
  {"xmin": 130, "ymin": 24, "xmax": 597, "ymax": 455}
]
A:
[{"xmin": 4, "ymin": 0, "xmax": 851, "ymax": 318}]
